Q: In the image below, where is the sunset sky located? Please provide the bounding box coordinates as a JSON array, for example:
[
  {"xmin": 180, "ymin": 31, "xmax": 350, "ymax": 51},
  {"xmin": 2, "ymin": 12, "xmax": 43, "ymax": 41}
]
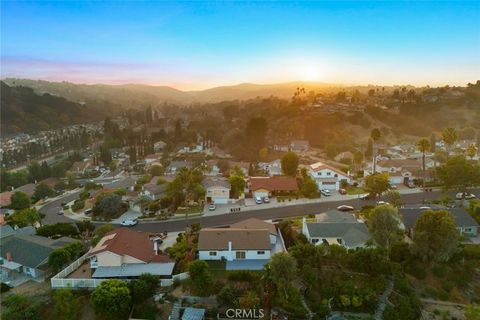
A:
[{"xmin": 1, "ymin": 1, "xmax": 479, "ymax": 90}]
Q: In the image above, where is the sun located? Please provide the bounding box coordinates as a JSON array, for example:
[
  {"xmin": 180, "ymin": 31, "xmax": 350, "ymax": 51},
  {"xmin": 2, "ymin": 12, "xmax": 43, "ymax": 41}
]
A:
[{"xmin": 294, "ymin": 63, "xmax": 325, "ymax": 82}]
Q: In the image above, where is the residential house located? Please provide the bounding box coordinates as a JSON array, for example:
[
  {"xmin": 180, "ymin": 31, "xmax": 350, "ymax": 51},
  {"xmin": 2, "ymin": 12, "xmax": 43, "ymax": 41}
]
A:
[
  {"xmin": 302, "ymin": 214, "xmax": 370, "ymax": 249},
  {"xmin": 144, "ymin": 153, "xmax": 162, "ymax": 165},
  {"xmin": 153, "ymin": 140, "xmax": 167, "ymax": 153},
  {"xmin": 0, "ymin": 191, "xmax": 12, "ymax": 207},
  {"xmin": 107, "ymin": 176, "xmax": 137, "ymax": 192},
  {"xmin": 308, "ymin": 162, "xmax": 350, "ymax": 191},
  {"xmin": 399, "ymin": 206, "xmax": 479, "ymax": 237},
  {"xmin": 14, "ymin": 183, "xmax": 36, "ymax": 198},
  {"xmin": 249, "ymin": 176, "xmax": 298, "ymax": 199},
  {"xmin": 373, "ymin": 159, "xmax": 422, "ymax": 185},
  {"xmin": 141, "ymin": 177, "xmax": 167, "ymax": 201},
  {"xmin": 1, "ymin": 232, "xmax": 75, "ymax": 282},
  {"xmin": 39, "ymin": 177, "xmax": 61, "ymax": 190},
  {"xmin": 290, "ymin": 140, "xmax": 310, "ymax": 152},
  {"xmin": 198, "ymin": 218, "xmax": 286, "ymax": 270},
  {"xmin": 88, "ymin": 228, "xmax": 175, "ymax": 279},
  {"xmin": 258, "ymin": 159, "xmax": 282, "ymax": 176},
  {"xmin": 272, "ymin": 144, "xmax": 290, "ymax": 152},
  {"xmin": 165, "ymin": 160, "xmax": 192, "ymax": 176},
  {"xmin": 203, "ymin": 177, "xmax": 232, "ymax": 204},
  {"xmin": 71, "ymin": 160, "xmax": 92, "ymax": 175}
]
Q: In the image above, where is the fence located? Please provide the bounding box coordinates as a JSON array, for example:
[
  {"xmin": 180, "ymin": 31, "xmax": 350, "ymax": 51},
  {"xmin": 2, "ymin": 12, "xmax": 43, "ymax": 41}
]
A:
[{"xmin": 51, "ymin": 253, "xmax": 189, "ymax": 289}]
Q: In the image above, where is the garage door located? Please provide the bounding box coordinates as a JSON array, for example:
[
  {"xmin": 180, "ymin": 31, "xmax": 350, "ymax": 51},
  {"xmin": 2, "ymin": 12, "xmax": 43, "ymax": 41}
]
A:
[
  {"xmin": 253, "ymin": 191, "xmax": 269, "ymax": 198},
  {"xmin": 321, "ymin": 181, "xmax": 338, "ymax": 190}
]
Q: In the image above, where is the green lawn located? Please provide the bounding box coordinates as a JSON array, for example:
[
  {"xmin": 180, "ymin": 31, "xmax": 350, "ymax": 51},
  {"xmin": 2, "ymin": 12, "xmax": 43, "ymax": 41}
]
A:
[{"xmin": 346, "ymin": 186, "xmax": 366, "ymax": 195}]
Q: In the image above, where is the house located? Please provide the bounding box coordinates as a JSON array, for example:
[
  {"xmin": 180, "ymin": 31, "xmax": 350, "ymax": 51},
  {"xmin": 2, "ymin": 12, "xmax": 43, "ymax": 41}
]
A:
[
  {"xmin": 399, "ymin": 206, "xmax": 479, "ymax": 237},
  {"xmin": 308, "ymin": 162, "xmax": 350, "ymax": 191},
  {"xmin": 258, "ymin": 159, "xmax": 282, "ymax": 176},
  {"xmin": 39, "ymin": 177, "xmax": 61, "ymax": 190},
  {"xmin": 141, "ymin": 177, "xmax": 167, "ymax": 200},
  {"xmin": 302, "ymin": 215, "xmax": 370, "ymax": 249},
  {"xmin": 272, "ymin": 144, "xmax": 290, "ymax": 152},
  {"xmin": 203, "ymin": 177, "xmax": 232, "ymax": 204},
  {"xmin": 0, "ymin": 191, "xmax": 12, "ymax": 207},
  {"xmin": 198, "ymin": 218, "xmax": 285, "ymax": 270},
  {"xmin": 107, "ymin": 176, "xmax": 137, "ymax": 192},
  {"xmin": 71, "ymin": 160, "xmax": 92, "ymax": 175},
  {"xmin": 290, "ymin": 140, "xmax": 309, "ymax": 152},
  {"xmin": 372, "ymin": 159, "xmax": 422, "ymax": 185},
  {"xmin": 153, "ymin": 140, "xmax": 167, "ymax": 153},
  {"xmin": 88, "ymin": 228, "xmax": 174, "ymax": 279},
  {"xmin": 249, "ymin": 176, "xmax": 298, "ymax": 199},
  {"xmin": 0, "ymin": 232, "xmax": 75, "ymax": 283},
  {"xmin": 14, "ymin": 183, "xmax": 36, "ymax": 198},
  {"xmin": 144, "ymin": 153, "xmax": 161, "ymax": 165},
  {"xmin": 165, "ymin": 160, "xmax": 192, "ymax": 176}
]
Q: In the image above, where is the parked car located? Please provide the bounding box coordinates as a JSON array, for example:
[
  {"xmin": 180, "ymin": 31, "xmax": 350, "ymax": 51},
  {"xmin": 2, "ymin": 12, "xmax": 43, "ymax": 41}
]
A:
[
  {"xmin": 360, "ymin": 194, "xmax": 373, "ymax": 200},
  {"xmin": 208, "ymin": 203, "xmax": 216, "ymax": 211},
  {"xmin": 376, "ymin": 201, "xmax": 390, "ymax": 206},
  {"xmin": 57, "ymin": 210, "xmax": 64, "ymax": 215},
  {"xmin": 263, "ymin": 197, "xmax": 270, "ymax": 203},
  {"xmin": 84, "ymin": 208, "xmax": 93, "ymax": 215},
  {"xmin": 456, "ymin": 192, "xmax": 476, "ymax": 200},
  {"xmin": 121, "ymin": 219, "xmax": 138, "ymax": 226},
  {"xmin": 339, "ymin": 188, "xmax": 347, "ymax": 195},
  {"xmin": 337, "ymin": 205, "xmax": 354, "ymax": 212},
  {"xmin": 255, "ymin": 196, "xmax": 263, "ymax": 204},
  {"xmin": 321, "ymin": 189, "xmax": 331, "ymax": 197}
]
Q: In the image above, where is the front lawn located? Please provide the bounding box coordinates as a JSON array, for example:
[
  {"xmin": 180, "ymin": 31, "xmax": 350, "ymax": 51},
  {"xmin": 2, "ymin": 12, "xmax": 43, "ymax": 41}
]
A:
[{"xmin": 346, "ymin": 186, "xmax": 367, "ymax": 195}]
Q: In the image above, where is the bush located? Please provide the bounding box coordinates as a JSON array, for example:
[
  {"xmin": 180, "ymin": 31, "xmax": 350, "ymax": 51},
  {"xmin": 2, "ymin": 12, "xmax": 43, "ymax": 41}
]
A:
[
  {"xmin": 432, "ymin": 265, "xmax": 448, "ymax": 278},
  {"xmin": 227, "ymin": 270, "xmax": 260, "ymax": 282},
  {"xmin": 1, "ymin": 282, "xmax": 11, "ymax": 293},
  {"xmin": 405, "ymin": 261, "xmax": 427, "ymax": 279},
  {"xmin": 71, "ymin": 199, "xmax": 85, "ymax": 212}
]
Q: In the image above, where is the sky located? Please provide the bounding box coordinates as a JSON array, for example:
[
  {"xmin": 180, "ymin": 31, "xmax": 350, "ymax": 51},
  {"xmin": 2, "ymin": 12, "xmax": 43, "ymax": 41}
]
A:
[{"xmin": 1, "ymin": 1, "xmax": 479, "ymax": 90}]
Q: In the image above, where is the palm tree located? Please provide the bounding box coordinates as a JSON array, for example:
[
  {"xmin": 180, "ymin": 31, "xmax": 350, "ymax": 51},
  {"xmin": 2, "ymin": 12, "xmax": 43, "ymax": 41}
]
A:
[
  {"xmin": 442, "ymin": 127, "xmax": 458, "ymax": 160},
  {"xmin": 466, "ymin": 144, "xmax": 478, "ymax": 160},
  {"xmin": 370, "ymin": 128, "xmax": 382, "ymax": 173},
  {"xmin": 417, "ymin": 138, "xmax": 430, "ymax": 189}
]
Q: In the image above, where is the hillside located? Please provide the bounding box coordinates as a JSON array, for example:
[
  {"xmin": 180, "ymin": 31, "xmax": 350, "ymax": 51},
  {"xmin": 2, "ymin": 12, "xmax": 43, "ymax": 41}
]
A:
[
  {"xmin": 0, "ymin": 81, "xmax": 121, "ymax": 134},
  {"xmin": 3, "ymin": 78, "xmax": 346, "ymax": 105}
]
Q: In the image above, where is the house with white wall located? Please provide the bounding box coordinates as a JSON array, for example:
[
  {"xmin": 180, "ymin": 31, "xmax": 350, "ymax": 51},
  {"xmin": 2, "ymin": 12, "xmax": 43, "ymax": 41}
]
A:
[
  {"xmin": 308, "ymin": 162, "xmax": 350, "ymax": 191},
  {"xmin": 88, "ymin": 228, "xmax": 174, "ymax": 278},
  {"xmin": 197, "ymin": 218, "xmax": 285, "ymax": 270},
  {"xmin": 203, "ymin": 177, "xmax": 232, "ymax": 204}
]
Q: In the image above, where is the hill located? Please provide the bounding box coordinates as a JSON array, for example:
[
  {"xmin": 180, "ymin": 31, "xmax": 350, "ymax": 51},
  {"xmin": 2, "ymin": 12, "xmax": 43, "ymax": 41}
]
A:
[
  {"xmin": 3, "ymin": 78, "xmax": 344, "ymax": 105},
  {"xmin": 0, "ymin": 81, "xmax": 121, "ymax": 134}
]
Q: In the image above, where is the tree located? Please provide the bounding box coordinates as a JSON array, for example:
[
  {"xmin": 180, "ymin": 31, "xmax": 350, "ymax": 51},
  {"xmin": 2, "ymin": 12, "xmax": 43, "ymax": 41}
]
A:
[
  {"xmin": 466, "ymin": 144, "xmax": 478, "ymax": 160},
  {"xmin": 412, "ymin": 210, "xmax": 459, "ymax": 262},
  {"xmin": 301, "ymin": 177, "xmax": 318, "ymax": 198},
  {"xmin": 148, "ymin": 164, "xmax": 164, "ymax": 176},
  {"xmin": 365, "ymin": 138, "xmax": 373, "ymax": 159},
  {"xmin": 91, "ymin": 280, "xmax": 131, "ymax": 319},
  {"xmin": 93, "ymin": 193, "xmax": 124, "ymax": 218},
  {"xmin": 430, "ymin": 133, "xmax": 436, "ymax": 153},
  {"xmin": 268, "ymin": 253, "xmax": 297, "ymax": 298},
  {"xmin": 135, "ymin": 195, "xmax": 151, "ymax": 215},
  {"xmin": 7, "ymin": 208, "xmax": 40, "ymax": 228},
  {"xmin": 246, "ymin": 117, "xmax": 268, "ymax": 158},
  {"xmin": 48, "ymin": 248, "xmax": 72, "ymax": 273},
  {"xmin": 364, "ymin": 173, "xmax": 390, "ymax": 197},
  {"xmin": 92, "ymin": 224, "xmax": 115, "ymax": 246},
  {"xmin": 370, "ymin": 128, "xmax": 382, "ymax": 173},
  {"xmin": 1, "ymin": 294, "xmax": 41, "ymax": 320},
  {"xmin": 437, "ymin": 156, "xmax": 480, "ymax": 192},
  {"xmin": 465, "ymin": 304, "xmax": 480, "ymax": 320},
  {"xmin": 442, "ymin": 127, "xmax": 458, "ymax": 160},
  {"xmin": 281, "ymin": 152, "xmax": 299, "ymax": 176},
  {"xmin": 384, "ymin": 190, "xmax": 402, "ymax": 208},
  {"xmin": 353, "ymin": 150, "xmax": 364, "ymax": 173},
  {"xmin": 229, "ymin": 175, "xmax": 245, "ymax": 199},
  {"xmin": 188, "ymin": 260, "xmax": 213, "ymax": 296},
  {"xmin": 417, "ymin": 138, "xmax": 430, "ymax": 188},
  {"xmin": 33, "ymin": 182, "xmax": 55, "ymax": 200},
  {"xmin": 368, "ymin": 205, "xmax": 402, "ymax": 259},
  {"xmin": 130, "ymin": 273, "xmax": 159, "ymax": 303},
  {"xmin": 10, "ymin": 191, "xmax": 31, "ymax": 210},
  {"xmin": 53, "ymin": 287, "xmax": 78, "ymax": 320}
]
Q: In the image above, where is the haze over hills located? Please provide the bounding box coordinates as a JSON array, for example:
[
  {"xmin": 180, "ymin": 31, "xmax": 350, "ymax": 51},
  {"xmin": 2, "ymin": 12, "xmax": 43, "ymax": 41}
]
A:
[{"xmin": 3, "ymin": 78, "xmax": 346, "ymax": 105}]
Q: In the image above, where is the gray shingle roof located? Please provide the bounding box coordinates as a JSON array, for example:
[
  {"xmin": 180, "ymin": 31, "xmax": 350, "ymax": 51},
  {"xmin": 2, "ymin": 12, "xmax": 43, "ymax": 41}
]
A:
[
  {"xmin": 316, "ymin": 210, "xmax": 358, "ymax": 223},
  {"xmin": 399, "ymin": 208, "xmax": 479, "ymax": 230},
  {"xmin": 202, "ymin": 177, "xmax": 231, "ymax": 189},
  {"xmin": 306, "ymin": 222, "xmax": 370, "ymax": 248},
  {"xmin": 0, "ymin": 234, "xmax": 75, "ymax": 268}
]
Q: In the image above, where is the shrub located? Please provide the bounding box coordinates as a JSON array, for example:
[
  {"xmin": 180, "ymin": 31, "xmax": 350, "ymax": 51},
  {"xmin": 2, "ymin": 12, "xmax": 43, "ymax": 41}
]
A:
[
  {"xmin": 71, "ymin": 199, "xmax": 85, "ymax": 212},
  {"xmin": 432, "ymin": 265, "xmax": 448, "ymax": 278},
  {"xmin": 227, "ymin": 270, "xmax": 260, "ymax": 282},
  {"xmin": 1, "ymin": 282, "xmax": 11, "ymax": 293},
  {"xmin": 405, "ymin": 261, "xmax": 427, "ymax": 279}
]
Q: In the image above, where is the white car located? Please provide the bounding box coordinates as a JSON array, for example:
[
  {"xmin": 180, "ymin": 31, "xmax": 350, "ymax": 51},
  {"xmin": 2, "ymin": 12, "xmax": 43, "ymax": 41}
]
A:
[
  {"xmin": 337, "ymin": 205, "xmax": 354, "ymax": 212},
  {"xmin": 255, "ymin": 196, "xmax": 263, "ymax": 204},
  {"xmin": 376, "ymin": 201, "xmax": 390, "ymax": 206},
  {"xmin": 263, "ymin": 197, "xmax": 270, "ymax": 203},
  {"xmin": 321, "ymin": 189, "xmax": 331, "ymax": 197},
  {"xmin": 208, "ymin": 203, "xmax": 216, "ymax": 211},
  {"xmin": 121, "ymin": 219, "xmax": 137, "ymax": 226},
  {"xmin": 456, "ymin": 192, "xmax": 476, "ymax": 200}
]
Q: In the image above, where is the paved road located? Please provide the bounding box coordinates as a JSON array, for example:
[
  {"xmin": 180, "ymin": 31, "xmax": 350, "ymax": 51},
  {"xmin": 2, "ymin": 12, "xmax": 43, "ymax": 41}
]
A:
[{"xmin": 39, "ymin": 187, "xmax": 479, "ymax": 232}]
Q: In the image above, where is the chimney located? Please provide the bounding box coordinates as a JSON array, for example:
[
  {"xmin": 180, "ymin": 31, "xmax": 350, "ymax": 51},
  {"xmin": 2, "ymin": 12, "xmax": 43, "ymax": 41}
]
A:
[
  {"xmin": 153, "ymin": 240, "xmax": 158, "ymax": 255},
  {"xmin": 6, "ymin": 252, "xmax": 12, "ymax": 261}
]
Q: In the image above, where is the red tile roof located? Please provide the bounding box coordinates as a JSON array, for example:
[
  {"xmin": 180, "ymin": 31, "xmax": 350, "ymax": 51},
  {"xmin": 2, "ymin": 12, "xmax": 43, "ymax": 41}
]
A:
[
  {"xmin": 89, "ymin": 228, "xmax": 172, "ymax": 263},
  {"xmin": 250, "ymin": 176, "xmax": 298, "ymax": 192},
  {"xmin": 0, "ymin": 192, "xmax": 12, "ymax": 207}
]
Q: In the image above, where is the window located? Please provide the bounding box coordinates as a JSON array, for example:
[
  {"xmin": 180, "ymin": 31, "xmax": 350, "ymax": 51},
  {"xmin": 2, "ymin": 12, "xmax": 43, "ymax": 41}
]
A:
[
  {"xmin": 336, "ymin": 238, "xmax": 343, "ymax": 245},
  {"xmin": 236, "ymin": 251, "xmax": 246, "ymax": 259},
  {"xmin": 257, "ymin": 250, "xmax": 265, "ymax": 255},
  {"xmin": 464, "ymin": 228, "xmax": 472, "ymax": 233},
  {"xmin": 327, "ymin": 172, "xmax": 331, "ymax": 176},
  {"xmin": 312, "ymin": 238, "xmax": 319, "ymax": 244},
  {"xmin": 209, "ymin": 251, "xmax": 217, "ymax": 256}
]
